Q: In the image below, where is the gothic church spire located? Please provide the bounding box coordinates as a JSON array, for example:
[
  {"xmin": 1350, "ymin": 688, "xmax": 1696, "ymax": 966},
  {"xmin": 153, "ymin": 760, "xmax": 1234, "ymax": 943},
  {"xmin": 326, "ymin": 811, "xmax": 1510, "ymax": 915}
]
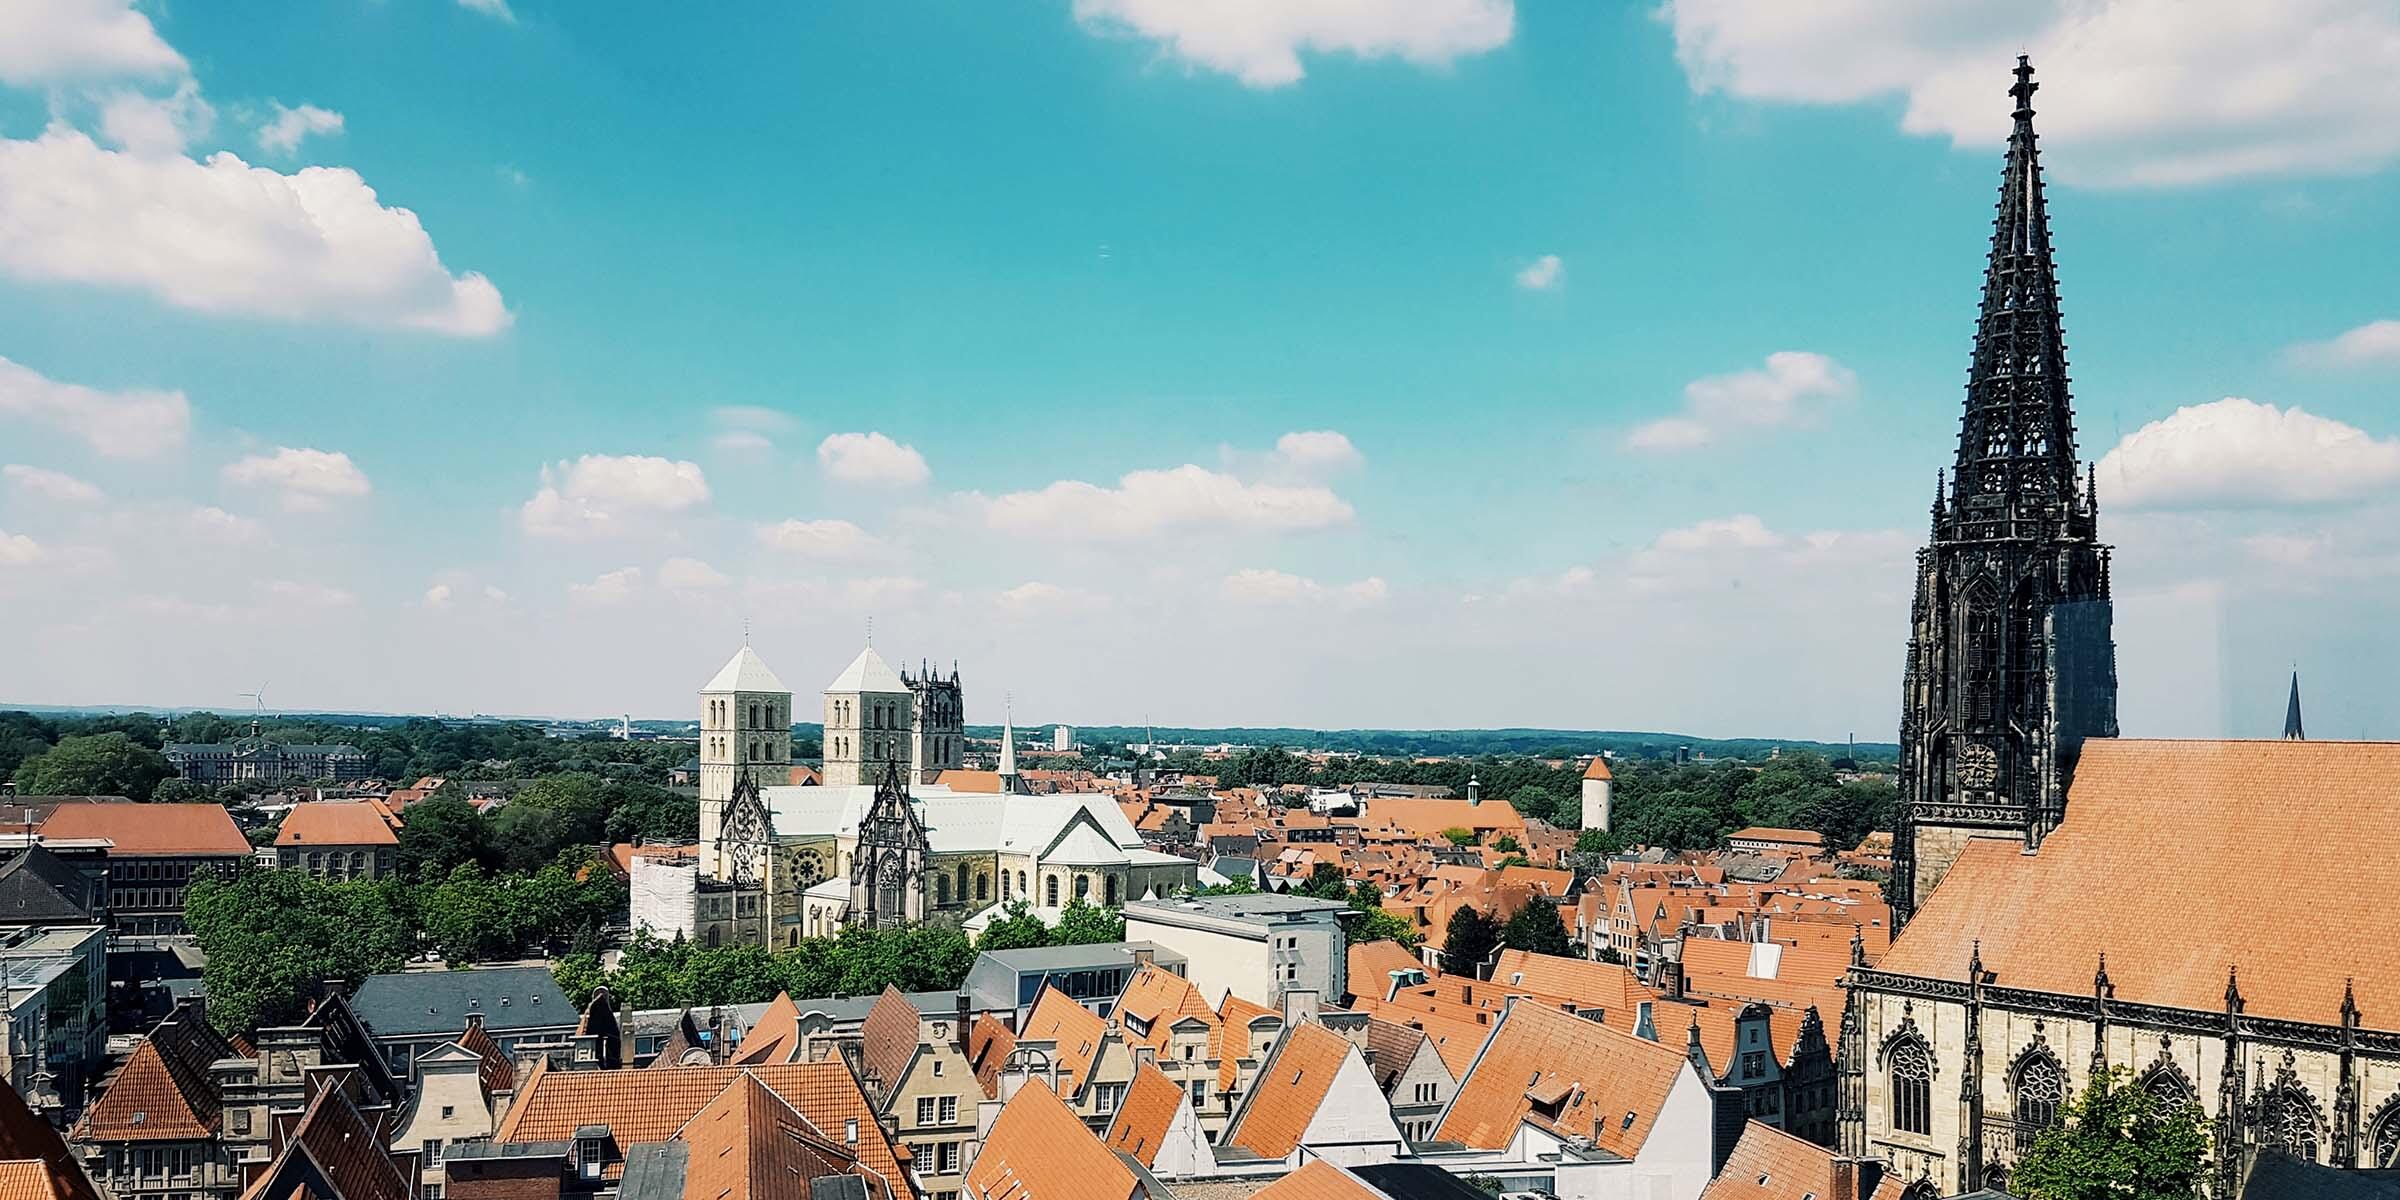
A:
[{"xmin": 2284, "ymin": 670, "xmax": 2306, "ymax": 740}]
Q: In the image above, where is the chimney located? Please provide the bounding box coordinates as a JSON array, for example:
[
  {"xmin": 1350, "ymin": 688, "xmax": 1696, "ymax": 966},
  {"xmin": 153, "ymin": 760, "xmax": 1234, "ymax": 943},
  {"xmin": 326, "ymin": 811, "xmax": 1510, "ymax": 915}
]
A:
[
  {"xmin": 1831, "ymin": 1160, "xmax": 1857, "ymax": 1200},
  {"xmin": 955, "ymin": 993, "xmax": 972, "ymax": 1051},
  {"xmin": 1131, "ymin": 946, "xmax": 1155, "ymax": 971},
  {"xmin": 1281, "ymin": 989, "xmax": 1320, "ymax": 1027}
]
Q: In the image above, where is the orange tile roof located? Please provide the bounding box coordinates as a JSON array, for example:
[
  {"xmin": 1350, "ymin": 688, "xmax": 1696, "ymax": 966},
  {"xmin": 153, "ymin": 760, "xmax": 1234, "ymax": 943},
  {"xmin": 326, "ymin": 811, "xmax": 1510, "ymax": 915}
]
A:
[
  {"xmin": 239, "ymin": 1083, "xmax": 409, "ymax": 1200},
  {"xmin": 938, "ymin": 770, "xmax": 1006, "ymax": 794},
  {"xmin": 1213, "ymin": 995, "xmax": 1279, "ymax": 1091},
  {"xmin": 1248, "ymin": 1160, "xmax": 1384, "ymax": 1200},
  {"xmin": 1345, "ymin": 941, "xmax": 1422, "ymax": 1002},
  {"xmin": 677, "ymin": 1071, "xmax": 888, "ymax": 1200},
  {"xmin": 275, "ymin": 801, "xmax": 400, "ymax": 847},
  {"xmin": 1883, "ymin": 739, "xmax": 2400, "ymax": 1030},
  {"xmin": 735, "ymin": 992, "xmax": 805, "ymax": 1066},
  {"xmin": 39, "ymin": 802, "xmax": 249, "ymax": 857},
  {"xmin": 1699, "ymin": 1120, "xmax": 1892, "ymax": 1200},
  {"xmin": 966, "ymin": 1081, "xmax": 1139, "ymax": 1200},
  {"xmin": 1727, "ymin": 828, "xmax": 1825, "ymax": 847},
  {"xmin": 1582, "ymin": 758, "xmax": 1613, "ymax": 781},
  {"xmin": 0, "ymin": 1060, "xmax": 98, "ymax": 1200},
  {"xmin": 494, "ymin": 1061, "xmax": 906, "ymax": 1190},
  {"xmin": 75, "ymin": 1015, "xmax": 229, "ymax": 1142},
  {"xmin": 1224, "ymin": 1023, "xmax": 1352, "ymax": 1159},
  {"xmin": 1017, "ymin": 987, "xmax": 1111, "ymax": 1095},
  {"xmin": 1111, "ymin": 966, "xmax": 1214, "ymax": 1054},
  {"xmin": 1489, "ymin": 950, "xmax": 1656, "ymax": 1018},
  {"xmin": 855, "ymin": 987, "xmax": 922, "ymax": 1093},
  {"xmin": 1359, "ymin": 799, "xmax": 1525, "ymax": 839},
  {"xmin": 968, "ymin": 1014, "xmax": 1017, "ymax": 1100},
  {"xmin": 456, "ymin": 1019, "xmax": 516, "ymax": 1097},
  {"xmin": 1344, "ymin": 998, "xmax": 1489, "ymax": 1077},
  {"xmin": 1101, "ymin": 1064, "xmax": 1186, "ymax": 1168},
  {"xmin": 1433, "ymin": 1001, "xmax": 1687, "ymax": 1159},
  {"xmin": 1678, "ymin": 937, "xmax": 1848, "ymax": 1022}
]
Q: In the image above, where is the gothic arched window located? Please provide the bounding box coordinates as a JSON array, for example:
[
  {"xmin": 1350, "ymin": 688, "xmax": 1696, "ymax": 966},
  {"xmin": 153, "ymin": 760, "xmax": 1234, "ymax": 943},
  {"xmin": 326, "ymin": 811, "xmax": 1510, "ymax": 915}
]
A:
[
  {"xmin": 1046, "ymin": 875, "xmax": 1060, "ymax": 907},
  {"xmin": 2011, "ymin": 1049, "xmax": 2064, "ymax": 1132},
  {"xmin": 2138, "ymin": 1062, "xmax": 2194, "ymax": 1114},
  {"xmin": 1961, "ymin": 589, "xmax": 2000, "ymax": 725},
  {"xmin": 936, "ymin": 874, "xmax": 950, "ymax": 905},
  {"xmin": 1889, "ymin": 1038, "xmax": 1933, "ymax": 1136},
  {"xmin": 956, "ymin": 862, "xmax": 969, "ymax": 899},
  {"xmin": 2259, "ymin": 1080, "xmax": 2323, "ymax": 1162},
  {"xmin": 2371, "ymin": 1097, "xmax": 2400, "ymax": 1168}
]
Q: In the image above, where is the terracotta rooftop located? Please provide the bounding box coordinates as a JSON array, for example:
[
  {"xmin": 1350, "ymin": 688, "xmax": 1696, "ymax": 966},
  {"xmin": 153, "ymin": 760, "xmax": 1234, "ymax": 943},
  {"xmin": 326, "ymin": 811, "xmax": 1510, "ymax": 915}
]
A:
[
  {"xmin": 1433, "ymin": 1000, "xmax": 1687, "ymax": 1159},
  {"xmin": 0, "ymin": 1062, "xmax": 98, "ymax": 1200},
  {"xmin": 1881, "ymin": 739, "xmax": 2400, "ymax": 1030},
  {"xmin": 455, "ymin": 1018, "xmax": 516, "ymax": 1098},
  {"xmin": 855, "ymin": 987, "xmax": 922, "ymax": 1094},
  {"xmin": 75, "ymin": 1006, "xmax": 232, "ymax": 1142},
  {"xmin": 1582, "ymin": 758, "xmax": 1614, "ymax": 781},
  {"xmin": 735, "ymin": 992, "xmax": 806, "ymax": 1067},
  {"xmin": 1100, "ymin": 1064, "xmax": 1186, "ymax": 1168},
  {"xmin": 493, "ymin": 1061, "xmax": 906, "ymax": 1190},
  {"xmin": 1698, "ymin": 1120, "xmax": 1896, "ymax": 1200},
  {"xmin": 239, "ymin": 1083, "xmax": 409, "ymax": 1200},
  {"xmin": 968, "ymin": 1014, "xmax": 1017, "ymax": 1100},
  {"xmin": 276, "ymin": 801, "xmax": 401, "ymax": 847},
  {"xmin": 1489, "ymin": 950, "xmax": 1655, "ymax": 1020},
  {"xmin": 1017, "ymin": 987, "xmax": 1111, "ymax": 1096},
  {"xmin": 676, "ymin": 1071, "xmax": 889, "ymax": 1200},
  {"xmin": 1726, "ymin": 828, "xmax": 1825, "ymax": 847},
  {"xmin": 39, "ymin": 802, "xmax": 249, "ymax": 857},
  {"xmin": 1249, "ymin": 1161, "xmax": 1384, "ymax": 1200},
  {"xmin": 966, "ymin": 1081, "xmax": 1141, "ymax": 1200},
  {"xmin": 1223, "ymin": 1022, "xmax": 1352, "ymax": 1160},
  {"xmin": 1359, "ymin": 1017, "xmax": 1434, "ymax": 1092}
]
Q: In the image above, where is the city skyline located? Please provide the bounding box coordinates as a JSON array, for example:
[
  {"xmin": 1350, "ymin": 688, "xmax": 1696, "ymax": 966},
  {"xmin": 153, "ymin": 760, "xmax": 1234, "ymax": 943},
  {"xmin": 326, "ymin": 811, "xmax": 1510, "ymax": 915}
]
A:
[{"xmin": 5, "ymin": 4, "xmax": 2400, "ymax": 740}]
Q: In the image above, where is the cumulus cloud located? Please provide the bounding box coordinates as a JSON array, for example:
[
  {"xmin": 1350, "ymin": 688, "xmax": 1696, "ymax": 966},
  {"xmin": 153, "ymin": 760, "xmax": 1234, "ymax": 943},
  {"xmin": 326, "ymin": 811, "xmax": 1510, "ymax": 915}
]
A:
[
  {"xmin": 658, "ymin": 556, "xmax": 730, "ymax": 591},
  {"xmin": 1628, "ymin": 351, "xmax": 1857, "ymax": 451},
  {"xmin": 983, "ymin": 464, "xmax": 1354, "ymax": 540},
  {"xmin": 1270, "ymin": 430, "xmax": 1364, "ymax": 476},
  {"xmin": 1514, "ymin": 253, "xmax": 1563, "ymax": 291},
  {"xmin": 0, "ymin": 356, "xmax": 189, "ymax": 459},
  {"xmin": 2095, "ymin": 397, "xmax": 2400, "ymax": 510},
  {"xmin": 183, "ymin": 505, "xmax": 267, "ymax": 545},
  {"xmin": 256, "ymin": 102, "xmax": 344, "ymax": 156},
  {"xmin": 99, "ymin": 80, "xmax": 213, "ymax": 156},
  {"xmin": 3, "ymin": 464, "xmax": 102, "ymax": 504},
  {"xmin": 1072, "ymin": 0, "xmax": 1513, "ymax": 88},
  {"xmin": 2290, "ymin": 320, "xmax": 2400, "ymax": 369},
  {"xmin": 755, "ymin": 518, "xmax": 875, "ymax": 558},
  {"xmin": 422, "ymin": 583, "xmax": 454, "ymax": 609},
  {"xmin": 1660, "ymin": 0, "xmax": 2400, "ymax": 187},
  {"xmin": 222, "ymin": 447, "xmax": 371, "ymax": 511},
  {"xmin": 1220, "ymin": 568, "xmax": 1389, "ymax": 607},
  {"xmin": 817, "ymin": 431, "xmax": 930, "ymax": 487},
  {"xmin": 570, "ymin": 567, "xmax": 642, "ymax": 605},
  {"xmin": 518, "ymin": 455, "xmax": 710, "ymax": 540},
  {"xmin": 0, "ymin": 529, "xmax": 44, "ymax": 567},
  {"xmin": 0, "ymin": 0, "xmax": 186, "ymax": 87},
  {"xmin": 0, "ymin": 126, "xmax": 509, "ymax": 335}
]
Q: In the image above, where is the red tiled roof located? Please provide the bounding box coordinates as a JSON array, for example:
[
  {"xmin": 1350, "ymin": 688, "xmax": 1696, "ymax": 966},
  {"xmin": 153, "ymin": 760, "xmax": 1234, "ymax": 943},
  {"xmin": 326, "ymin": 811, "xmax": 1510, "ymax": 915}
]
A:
[
  {"xmin": 240, "ymin": 1083, "xmax": 408, "ymax": 1200},
  {"xmin": 456, "ymin": 1019, "xmax": 516, "ymax": 1097},
  {"xmin": 968, "ymin": 1014, "xmax": 1016, "ymax": 1100},
  {"xmin": 1017, "ymin": 988, "xmax": 1111, "ymax": 1095},
  {"xmin": 967, "ymin": 1081, "xmax": 1138, "ymax": 1200},
  {"xmin": 1223, "ymin": 1023, "xmax": 1352, "ymax": 1159},
  {"xmin": 1100, "ymin": 1064, "xmax": 1186, "ymax": 1168},
  {"xmin": 75, "ymin": 1010, "xmax": 232, "ymax": 1142},
  {"xmin": 276, "ymin": 801, "xmax": 400, "ymax": 847},
  {"xmin": 856, "ymin": 988, "xmax": 922, "ymax": 1093},
  {"xmin": 1344, "ymin": 941, "xmax": 1422, "ymax": 1003},
  {"xmin": 735, "ymin": 993, "xmax": 805, "ymax": 1067},
  {"xmin": 1726, "ymin": 828, "xmax": 1825, "ymax": 847},
  {"xmin": 1699, "ymin": 1120, "xmax": 1894, "ymax": 1200},
  {"xmin": 1248, "ymin": 1161, "xmax": 1383, "ymax": 1200},
  {"xmin": 39, "ymin": 803, "xmax": 249, "ymax": 857},
  {"xmin": 677, "ymin": 1071, "xmax": 889, "ymax": 1200},
  {"xmin": 1882, "ymin": 739, "xmax": 2400, "ymax": 1030},
  {"xmin": 1434, "ymin": 1001, "xmax": 1687, "ymax": 1159},
  {"xmin": 0, "ymin": 1062, "xmax": 99, "ymax": 1200},
  {"xmin": 1582, "ymin": 759, "xmax": 1613, "ymax": 782}
]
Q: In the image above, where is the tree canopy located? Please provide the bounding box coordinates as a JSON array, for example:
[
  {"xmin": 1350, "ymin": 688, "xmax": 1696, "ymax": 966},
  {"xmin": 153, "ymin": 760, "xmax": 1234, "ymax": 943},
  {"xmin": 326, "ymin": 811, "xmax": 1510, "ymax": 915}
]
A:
[
  {"xmin": 2010, "ymin": 1067, "xmax": 2210, "ymax": 1200},
  {"xmin": 1441, "ymin": 905, "xmax": 1502, "ymax": 976},
  {"xmin": 1500, "ymin": 897, "xmax": 1571, "ymax": 957},
  {"xmin": 11, "ymin": 732, "xmax": 172, "ymax": 801}
]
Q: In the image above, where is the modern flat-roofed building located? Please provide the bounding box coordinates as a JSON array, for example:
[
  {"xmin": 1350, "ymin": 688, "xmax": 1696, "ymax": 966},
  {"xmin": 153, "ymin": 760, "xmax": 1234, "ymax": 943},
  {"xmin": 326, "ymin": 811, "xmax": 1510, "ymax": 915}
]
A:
[
  {"xmin": 1123, "ymin": 894, "xmax": 1351, "ymax": 1010},
  {"xmin": 962, "ymin": 942, "xmax": 1187, "ymax": 1027},
  {"xmin": 0, "ymin": 924, "xmax": 107, "ymax": 1116}
]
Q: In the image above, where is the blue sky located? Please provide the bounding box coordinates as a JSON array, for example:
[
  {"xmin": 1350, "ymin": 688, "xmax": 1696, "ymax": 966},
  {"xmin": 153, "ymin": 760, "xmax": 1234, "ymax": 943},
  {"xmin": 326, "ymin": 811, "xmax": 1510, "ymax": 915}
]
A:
[{"xmin": 3, "ymin": 1, "xmax": 2398, "ymax": 740}]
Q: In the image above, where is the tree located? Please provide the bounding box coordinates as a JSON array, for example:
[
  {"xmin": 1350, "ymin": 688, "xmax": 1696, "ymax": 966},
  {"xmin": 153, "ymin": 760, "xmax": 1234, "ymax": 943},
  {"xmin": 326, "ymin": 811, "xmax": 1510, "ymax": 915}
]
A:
[
  {"xmin": 491, "ymin": 803, "xmax": 570, "ymax": 874},
  {"xmin": 1574, "ymin": 828, "xmax": 1622, "ymax": 856},
  {"xmin": 1441, "ymin": 905, "xmax": 1501, "ymax": 976},
  {"xmin": 419, "ymin": 863, "xmax": 515, "ymax": 961},
  {"xmin": 150, "ymin": 778, "xmax": 212, "ymax": 804},
  {"xmin": 2010, "ymin": 1066, "xmax": 2210, "ymax": 1200},
  {"xmin": 975, "ymin": 902, "xmax": 1051, "ymax": 952},
  {"xmin": 1053, "ymin": 899, "xmax": 1125, "ymax": 945},
  {"xmin": 1501, "ymin": 897, "xmax": 1571, "ymax": 957},
  {"xmin": 1440, "ymin": 827, "xmax": 1476, "ymax": 848},
  {"xmin": 12, "ymin": 733, "xmax": 171, "ymax": 801},
  {"xmin": 185, "ymin": 869, "xmax": 408, "ymax": 1031},
  {"xmin": 1297, "ymin": 863, "xmax": 1350, "ymax": 901},
  {"xmin": 397, "ymin": 793, "xmax": 494, "ymax": 880}
]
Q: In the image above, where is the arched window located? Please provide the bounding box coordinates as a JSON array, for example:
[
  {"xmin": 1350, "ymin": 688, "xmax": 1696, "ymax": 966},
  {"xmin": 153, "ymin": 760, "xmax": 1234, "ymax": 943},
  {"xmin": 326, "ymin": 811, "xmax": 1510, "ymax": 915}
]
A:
[
  {"xmin": 1046, "ymin": 875, "xmax": 1059, "ymax": 907},
  {"xmin": 2139, "ymin": 1062, "xmax": 2194, "ymax": 1115},
  {"xmin": 977, "ymin": 873, "xmax": 989, "ymax": 901},
  {"xmin": 1019, "ymin": 870, "xmax": 1029, "ymax": 896},
  {"xmin": 1105, "ymin": 875, "xmax": 1119, "ymax": 906},
  {"xmin": 1889, "ymin": 1039, "xmax": 1933, "ymax": 1136},
  {"xmin": 936, "ymin": 874, "xmax": 950, "ymax": 905},
  {"xmin": 1075, "ymin": 874, "xmax": 1090, "ymax": 901},
  {"xmin": 2370, "ymin": 1097, "xmax": 2400, "ymax": 1168},
  {"xmin": 1000, "ymin": 871, "xmax": 1010, "ymax": 899},
  {"xmin": 2260, "ymin": 1079, "xmax": 2324, "ymax": 1161},
  {"xmin": 2011, "ymin": 1050, "xmax": 2064, "ymax": 1132},
  {"xmin": 956, "ymin": 862, "xmax": 969, "ymax": 899}
]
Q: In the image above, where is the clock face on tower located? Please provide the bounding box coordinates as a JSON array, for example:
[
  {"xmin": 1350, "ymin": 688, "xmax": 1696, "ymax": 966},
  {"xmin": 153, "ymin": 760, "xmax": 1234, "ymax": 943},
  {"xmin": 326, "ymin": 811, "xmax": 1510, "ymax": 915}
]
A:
[{"xmin": 1957, "ymin": 742, "xmax": 2000, "ymax": 789}]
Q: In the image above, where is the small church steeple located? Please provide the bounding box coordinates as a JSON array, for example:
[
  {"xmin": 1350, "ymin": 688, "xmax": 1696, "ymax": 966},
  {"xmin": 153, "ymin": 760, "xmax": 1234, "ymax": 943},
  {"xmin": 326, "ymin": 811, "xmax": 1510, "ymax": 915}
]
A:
[{"xmin": 2284, "ymin": 669, "xmax": 2306, "ymax": 740}]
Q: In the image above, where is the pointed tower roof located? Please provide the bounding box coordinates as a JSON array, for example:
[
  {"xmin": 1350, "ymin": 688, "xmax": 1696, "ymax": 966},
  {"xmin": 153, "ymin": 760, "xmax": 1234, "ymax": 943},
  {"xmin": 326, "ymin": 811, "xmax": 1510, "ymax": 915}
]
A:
[
  {"xmin": 705, "ymin": 647, "xmax": 789, "ymax": 694},
  {"xmin": 997, "ymin": 707, "xmax": 1017, "ymax": 778},
  {"xmin": 1949, "ymin": 56, "xmax": 2087, "ymax": 533},
  {"xmin": 2284, "ymin": 670, "xmax": 2306, "ymax": 741},
  {"xmin": 825, "ymin": 644, "xmax": 907, "ymax": 694}
]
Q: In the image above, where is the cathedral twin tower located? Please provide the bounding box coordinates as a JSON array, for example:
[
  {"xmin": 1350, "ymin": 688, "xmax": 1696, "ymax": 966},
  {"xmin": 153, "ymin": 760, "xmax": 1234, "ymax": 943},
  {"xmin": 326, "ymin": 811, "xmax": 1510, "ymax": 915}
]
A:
[{"xmin": 1893, "ymin": 57, "xmax": 2119, "ymax": 925}]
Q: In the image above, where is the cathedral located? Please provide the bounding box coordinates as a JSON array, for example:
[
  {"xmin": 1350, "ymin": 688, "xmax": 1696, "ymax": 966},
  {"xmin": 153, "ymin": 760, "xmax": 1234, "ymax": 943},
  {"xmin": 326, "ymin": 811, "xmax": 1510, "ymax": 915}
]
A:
[
  {"xmin": 693, "ymin": 641, "xmax": 1197, "ymax": 945},
  {"xmin": 1845, "ymin": 59, "xmax": 2400, "ymax": 1192}
]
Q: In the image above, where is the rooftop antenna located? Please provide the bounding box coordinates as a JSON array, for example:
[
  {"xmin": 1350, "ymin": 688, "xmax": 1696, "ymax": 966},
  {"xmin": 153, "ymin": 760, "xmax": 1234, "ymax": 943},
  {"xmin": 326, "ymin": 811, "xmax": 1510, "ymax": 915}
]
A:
[
  {"xmin": 865, "ymin": 616, "xmax": 873, "ymax": 647},
  {"xmin": 742, "ymin": 617, "xmax": 751, "ymax": 647}
]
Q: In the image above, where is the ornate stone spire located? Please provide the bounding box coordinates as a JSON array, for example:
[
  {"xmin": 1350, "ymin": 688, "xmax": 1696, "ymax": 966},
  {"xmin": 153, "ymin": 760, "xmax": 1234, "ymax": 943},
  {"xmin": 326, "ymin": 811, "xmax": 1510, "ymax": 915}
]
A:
[{"xmin": 2284, "ymin": 669, "xmax": 2307, "ymax": 740}]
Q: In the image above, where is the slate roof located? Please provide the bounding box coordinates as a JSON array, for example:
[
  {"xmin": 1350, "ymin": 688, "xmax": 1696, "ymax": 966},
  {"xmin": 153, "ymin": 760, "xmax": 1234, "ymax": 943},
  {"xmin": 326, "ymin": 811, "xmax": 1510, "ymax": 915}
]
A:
[
  {"xmin": 1880, "ymin": 739, "xmax": 2400, "ymax": 1030},
  {"xmin": 0, "ymin": 846, "xmax": 101, "ymax": 923},
  {"xmin": 351, "ymin": 966, "xmax": 574, "ymax": 1039}
]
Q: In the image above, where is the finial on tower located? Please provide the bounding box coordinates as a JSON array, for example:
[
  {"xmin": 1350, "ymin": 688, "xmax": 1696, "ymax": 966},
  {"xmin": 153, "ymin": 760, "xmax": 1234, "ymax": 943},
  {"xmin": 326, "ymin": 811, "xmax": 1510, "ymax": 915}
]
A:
[
  {"xmin": 2010, "ymin": 54, "xmax": 2038, "ymax": 119},
  {"xmin": 865, "ymin": 616, "xmax": 872, "ymax": 647}
]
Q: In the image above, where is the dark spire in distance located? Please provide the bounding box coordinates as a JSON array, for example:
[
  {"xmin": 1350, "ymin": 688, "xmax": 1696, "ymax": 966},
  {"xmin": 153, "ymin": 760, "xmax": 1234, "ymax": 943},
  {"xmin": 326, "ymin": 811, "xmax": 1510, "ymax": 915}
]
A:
[
  {"xmin": 2284, "ymin": 670, "xmax": 2306, "ymax": 740},
  {"xmin": 1950, "ymin": 55, "xmax": 2084, "ymax": 532}
]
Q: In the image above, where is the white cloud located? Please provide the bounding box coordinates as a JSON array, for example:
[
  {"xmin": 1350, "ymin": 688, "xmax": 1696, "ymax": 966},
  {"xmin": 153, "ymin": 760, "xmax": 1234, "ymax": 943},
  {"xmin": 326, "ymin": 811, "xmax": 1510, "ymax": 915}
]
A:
[
  {"xmin": 1220, "ymin": 568, "xmax": 1389, "ymax": 607},
  {"xmin": 1628, "ymin": 351, "xmax": 1856, "ymax": 451},
  {"xmin": 262, "ymin": 579, "xmax": 356, "ymax": 608},
  {"xmin": 1660, "ymin": 0, "xmax": 2400, "ymax": 187},
  {"xmin": 658, "ymin": 556, "xmax": 730, "ymax": 591},
  {"xmin": 1650, "ymin": 514, "xmax": 1784, "ymax": 552},
  {"xmin": 710, "ymin": 408, "xmax": 795, "ymax": 454},
  {"xmin": 518, "ymin": 455, "xmax": 710, "ymax": 540},
  {"xmin": 458, "ymin": 0, "xmax": 517, "ymax": 23},
  {"xmin": 0, "ymin": 126, "xmax": 509, "ymax": 335},
  {"xmin": 983, "ymin": 464, "xmax": 1354, "ymax": 540},
  {"xmin": 996, "ymin": 581, "xmax": 1112, "ymax": 615},
  {"xmin": 1514, "ymin": 253, "xmax": 1563, "ymax": 291},
  {"xmin": 1270, "ymin": 430, "xmax": 1364, "ymax": 476},
  {"xmin": 755, "ymin": 518, "xmax": 875, "ymax": 558},
  {"xmin": 422, "ymin": 583, "xmax": 454, "ymax": 609},
  {"xmin": 222, "ymin": 447, "xmax": 371, "ymax": 511},
  {"xmin": 99, "ymin": 80, "xmax": 212, "ymax": 156},
  {"xmin": 0, "ymin": 356, "xmax": 189, "ymax": 458},
  {"xmin": 817, "ymin": 432, "xmax": 930, "ymax": 487},
  {"xmin": 2290, "ymin": 319, "xmax": 2400, "ymax": 369},
  {"xmin": 183, "ymin": 505, "xmax": 267, "ymax": 545},
  {"xmin": 2095, "ymin": 397, "xmax": 2400, "ymax": 510},
  {"xmin": 0, "ymin": 529, "xmax": 43, "ymax": 567},
  {"xmin": 2, "ymin": 464, "xmax": 102, "ymax": 504},
  {"xmin": 745, "ymin": 575, "xmax": 927, "ymax": 611},
  {"xmin": 0, "ymin": 0, "xmax": 186, "ymax": 87},
  {"xmin": 569, "ymin": 566, "xmax": 642, "ymax": 605},
  {"xmin": 712, "ymin": 431, "xmax": 774, "ymax": 454},
  {"xmin": 256, "ymin": 103, "xmax": 344, "ymax": 157},
  {"xmin": 1072, "ymin": 0, "xmax": 1513, "ymax": 89}
]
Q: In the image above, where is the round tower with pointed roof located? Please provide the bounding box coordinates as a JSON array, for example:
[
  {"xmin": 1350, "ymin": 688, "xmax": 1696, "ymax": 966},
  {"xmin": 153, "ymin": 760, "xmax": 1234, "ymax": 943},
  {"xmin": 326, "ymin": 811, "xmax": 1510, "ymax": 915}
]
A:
[{"xmin": 698, "ymin": 645, "xmax": 792, "ymax": 878}]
